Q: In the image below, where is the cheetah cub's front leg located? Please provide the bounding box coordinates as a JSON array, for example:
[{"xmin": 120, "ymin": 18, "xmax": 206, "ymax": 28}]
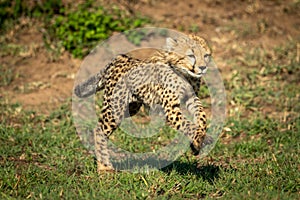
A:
[
  {"xmin": 185, "ymin": 96, "xmax": 213, "ymax": 155},
  {"xmin": 161, "ymin": 90, "xmax": 212, "ymax": 155}
]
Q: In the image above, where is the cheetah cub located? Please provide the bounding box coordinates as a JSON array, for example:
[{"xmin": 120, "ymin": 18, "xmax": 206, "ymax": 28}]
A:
[{"xmin": 74, "ymin": 35, "xmax": 213, "ymax": 172}]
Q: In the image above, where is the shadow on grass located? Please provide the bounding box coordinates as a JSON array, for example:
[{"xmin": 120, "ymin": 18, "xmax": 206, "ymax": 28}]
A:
[
  {"xmin": 162, "ymin": 161, "xmax": 222, "ymax": 182},
  {"xmin": 109, "ymin": 155, "xmax": 224, "ymax": 182}
]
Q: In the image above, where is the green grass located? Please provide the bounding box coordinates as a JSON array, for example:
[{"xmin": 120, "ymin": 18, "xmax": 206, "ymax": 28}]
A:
[{"xmin": 0, "ymin": 100, "xmax": 299, "ymax": 199}]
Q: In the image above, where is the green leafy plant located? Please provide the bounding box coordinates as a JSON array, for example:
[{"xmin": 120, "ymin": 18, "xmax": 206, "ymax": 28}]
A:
[{"xmin": 51, "ymin": 5, "xmax": 149, "ymax": 58}]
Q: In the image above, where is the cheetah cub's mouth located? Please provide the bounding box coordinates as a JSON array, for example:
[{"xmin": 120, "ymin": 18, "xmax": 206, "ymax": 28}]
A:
[
  {"xmin": 184, "ymin": 65, "xmax": 208, "ymax": 78},
  {"xmin": 185, "ymin": 51, "xmax": 211, "ymax": 78}
]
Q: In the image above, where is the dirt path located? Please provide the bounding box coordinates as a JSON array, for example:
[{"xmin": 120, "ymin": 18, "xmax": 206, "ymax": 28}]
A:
[{"xmin": 0, "ymin": 0, "xmax": 299, "ymax": 114}]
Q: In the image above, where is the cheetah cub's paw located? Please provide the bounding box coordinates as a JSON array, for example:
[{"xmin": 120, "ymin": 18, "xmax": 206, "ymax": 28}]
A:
[
  {"xmin": 190, "ymin": 135, "xmax": 214, "ymax": 155},
  {"xmin": 97, "ymin": 162, "xmax": 115, "ymax": 173},
  {"xmin": 202, "ymin": 135, "xmax": 214, "ymax": 147}
]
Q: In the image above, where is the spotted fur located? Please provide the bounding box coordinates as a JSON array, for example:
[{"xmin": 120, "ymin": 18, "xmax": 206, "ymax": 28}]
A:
[{"xmin": 74, "ymin": 35, "xmax": 213, "ymax": 172}]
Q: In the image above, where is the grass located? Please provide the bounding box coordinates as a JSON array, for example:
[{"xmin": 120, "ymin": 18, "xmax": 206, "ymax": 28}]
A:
[
  {"xmin": 0, "ymin": 101, "xmax": 299, "ymax": 199},
  {"xmin": 1, "ymin": 41, "xmax": 299, "ymax": 199}
]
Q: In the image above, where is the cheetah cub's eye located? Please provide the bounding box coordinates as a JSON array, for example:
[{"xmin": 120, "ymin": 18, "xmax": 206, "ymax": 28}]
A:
[
  {"xmin": 186, "ymin": 49, "xmax": 196, "ymax": 66},
  {"xmin": 204, "ymin": 54, "xmax": 211, "ymax": 64}
]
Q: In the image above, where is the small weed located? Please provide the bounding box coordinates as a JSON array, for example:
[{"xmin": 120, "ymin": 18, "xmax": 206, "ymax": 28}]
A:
[
  {"xmin": 189, "ymin": 24, "xmax": 200, "ymax": 33},
  {"xmin": 124, "ymin": 29, "xmax": 149, "ymax": 46},
  {"xmin": 0, "ymin": 65, "xmax": 13, "ymax": 86}
]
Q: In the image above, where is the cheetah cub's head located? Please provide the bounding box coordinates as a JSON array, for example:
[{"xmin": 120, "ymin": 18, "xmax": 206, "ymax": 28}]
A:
[{"xmin": 165, "ymin": 35, "xmax": 212, "ymax": 78}]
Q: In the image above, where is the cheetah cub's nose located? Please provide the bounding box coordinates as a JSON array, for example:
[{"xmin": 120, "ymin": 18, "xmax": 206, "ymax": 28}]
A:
[{"xmin": 198, "ymin": 66, "xmax": 207, "ymax": 74}]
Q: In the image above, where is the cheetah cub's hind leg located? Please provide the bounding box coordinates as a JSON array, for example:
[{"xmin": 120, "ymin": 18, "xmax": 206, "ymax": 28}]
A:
[
  {"xmin": 94, "ymin": 124, "xmax": 115, "ymax": 173},
  {"xmin": 94, "ymin": 101, "xmax": 120, "ymax": 173},
  {"xmin": 94, "ymin": 85, "xmax": 133, "ymax": 173}
]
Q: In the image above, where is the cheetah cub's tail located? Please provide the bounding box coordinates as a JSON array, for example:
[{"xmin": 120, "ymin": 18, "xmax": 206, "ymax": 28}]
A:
[{"xmin": 74, "ymin": 72, "xmax": 103, "ymax": 98}]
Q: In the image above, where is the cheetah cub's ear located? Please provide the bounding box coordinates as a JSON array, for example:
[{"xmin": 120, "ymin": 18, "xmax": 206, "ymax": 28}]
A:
[{"xmin": 166, "ymin": 37, "xmax": 178, "ymax": 51}]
